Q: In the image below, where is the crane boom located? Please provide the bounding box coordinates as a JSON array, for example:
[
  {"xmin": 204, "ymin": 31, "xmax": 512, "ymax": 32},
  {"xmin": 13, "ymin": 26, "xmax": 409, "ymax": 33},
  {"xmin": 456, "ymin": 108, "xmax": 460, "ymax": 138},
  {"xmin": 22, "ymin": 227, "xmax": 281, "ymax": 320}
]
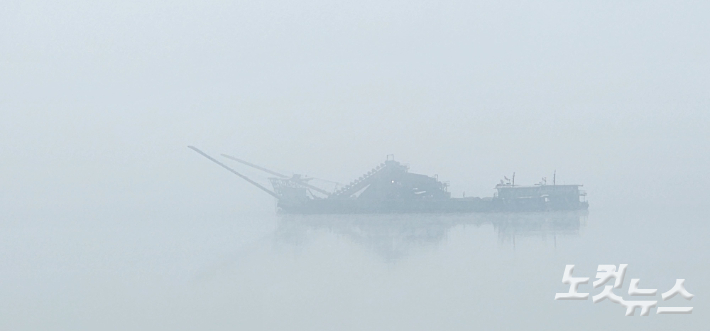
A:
[
  {"xmin": 221, "ymin": 153, "xmax": 332, "ymax": 196},
  {"xmin": 188, "ymin": 146, "xmax": 281, "ymax": 200},
  {"xmin": 221, "ymin": 154, "xmax": 289, "ymax": 178}
]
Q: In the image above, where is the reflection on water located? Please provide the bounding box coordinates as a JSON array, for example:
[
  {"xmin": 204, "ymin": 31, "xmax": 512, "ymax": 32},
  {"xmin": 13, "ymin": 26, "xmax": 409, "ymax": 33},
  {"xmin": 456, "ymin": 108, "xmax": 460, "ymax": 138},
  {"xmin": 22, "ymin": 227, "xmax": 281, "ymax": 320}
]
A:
[
  {"xmin": 4, "ymin": 209, "xmax": 706, "ymax": 331},
  {"xmin": 274, "ymin": 212, "xmax": 587, "ymax": 261}
]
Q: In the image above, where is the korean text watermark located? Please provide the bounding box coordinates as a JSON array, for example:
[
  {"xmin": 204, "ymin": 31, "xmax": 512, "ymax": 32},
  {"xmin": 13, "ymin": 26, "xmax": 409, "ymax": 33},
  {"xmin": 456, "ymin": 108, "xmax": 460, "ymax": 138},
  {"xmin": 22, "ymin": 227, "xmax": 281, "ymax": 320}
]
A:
[{"xmin": 555, "ymin": 264, "xmax": 693, "ymax": 316}]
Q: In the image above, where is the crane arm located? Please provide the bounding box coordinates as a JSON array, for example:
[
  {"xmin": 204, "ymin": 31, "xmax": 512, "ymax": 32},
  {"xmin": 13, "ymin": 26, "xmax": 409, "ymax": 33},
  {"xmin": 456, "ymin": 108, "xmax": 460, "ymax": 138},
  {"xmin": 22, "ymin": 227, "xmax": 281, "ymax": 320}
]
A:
[
  {"xmin": 221, "ymin": 153, "xmax": 332, "ymax": 196},
  {"xmin": 221, "ymin": 154, "xmax": 289, "ymax": 178},
  {"xmin": 189, "ymin": 146, "xmax": 281, "ymax": 200}
]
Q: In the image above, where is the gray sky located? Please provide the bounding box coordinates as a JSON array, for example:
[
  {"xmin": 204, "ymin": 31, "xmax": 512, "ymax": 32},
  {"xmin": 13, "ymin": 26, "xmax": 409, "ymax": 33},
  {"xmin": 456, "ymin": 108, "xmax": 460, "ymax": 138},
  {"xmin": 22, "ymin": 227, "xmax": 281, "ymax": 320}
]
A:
[{"xmin": 1, "ymin": 0, "xmax": 709, "ymax": 219}]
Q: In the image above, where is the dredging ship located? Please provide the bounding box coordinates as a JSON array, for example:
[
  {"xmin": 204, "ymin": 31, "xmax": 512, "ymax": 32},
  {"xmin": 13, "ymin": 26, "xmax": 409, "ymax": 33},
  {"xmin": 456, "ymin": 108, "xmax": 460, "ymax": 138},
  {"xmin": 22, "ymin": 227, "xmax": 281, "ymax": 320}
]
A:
[{"xmin": 189, "ymin": 146, "xmax": 588, "ymax": 214}]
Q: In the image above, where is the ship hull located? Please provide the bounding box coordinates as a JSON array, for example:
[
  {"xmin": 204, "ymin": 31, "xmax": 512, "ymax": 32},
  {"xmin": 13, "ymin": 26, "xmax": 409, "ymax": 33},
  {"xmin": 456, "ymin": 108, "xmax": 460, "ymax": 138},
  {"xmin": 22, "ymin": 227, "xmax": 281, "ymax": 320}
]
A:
[{"xmin": 277, "ymin": 198, "xmax": 589, "ymax": 214}]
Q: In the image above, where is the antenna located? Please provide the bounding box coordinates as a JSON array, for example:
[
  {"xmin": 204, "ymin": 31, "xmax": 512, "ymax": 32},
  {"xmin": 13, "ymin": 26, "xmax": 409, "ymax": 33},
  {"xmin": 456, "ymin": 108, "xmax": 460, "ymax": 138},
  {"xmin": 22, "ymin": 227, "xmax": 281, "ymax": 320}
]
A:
[{"xmin": 553, "ymin": 170, "xmax": 556, "ymax": 186}]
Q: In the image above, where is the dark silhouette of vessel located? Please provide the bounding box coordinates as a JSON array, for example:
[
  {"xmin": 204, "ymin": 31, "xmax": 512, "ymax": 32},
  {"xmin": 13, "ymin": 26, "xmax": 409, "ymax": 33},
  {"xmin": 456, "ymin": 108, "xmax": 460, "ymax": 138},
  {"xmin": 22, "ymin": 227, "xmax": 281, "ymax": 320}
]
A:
[{"xmin": 189, "ymin": 146, "xmax": 589, "ymax": 214}]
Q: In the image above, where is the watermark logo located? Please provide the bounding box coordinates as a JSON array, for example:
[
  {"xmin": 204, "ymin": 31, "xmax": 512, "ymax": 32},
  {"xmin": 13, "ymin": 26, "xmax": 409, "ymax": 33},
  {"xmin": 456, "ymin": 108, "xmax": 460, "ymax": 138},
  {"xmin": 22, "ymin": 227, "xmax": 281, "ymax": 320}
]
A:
[{"xmin": 555, "ymin": 264, "xmax": 694, "ymax": 316}]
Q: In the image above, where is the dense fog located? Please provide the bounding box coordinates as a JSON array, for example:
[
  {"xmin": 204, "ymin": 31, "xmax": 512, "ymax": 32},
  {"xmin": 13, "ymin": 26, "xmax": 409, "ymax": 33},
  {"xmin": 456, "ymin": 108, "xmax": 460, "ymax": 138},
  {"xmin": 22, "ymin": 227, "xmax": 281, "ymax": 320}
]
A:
[{"xmin": 1, "ymin": 1, "xmax": 708, "ymax": 330}]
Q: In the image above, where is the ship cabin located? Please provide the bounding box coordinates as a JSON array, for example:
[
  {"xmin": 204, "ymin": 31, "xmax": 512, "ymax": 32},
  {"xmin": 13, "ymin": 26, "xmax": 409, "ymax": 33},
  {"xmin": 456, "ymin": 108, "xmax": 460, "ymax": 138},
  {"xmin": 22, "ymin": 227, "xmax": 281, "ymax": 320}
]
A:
[{"xmin": 494, "ymin": 184, "xmax": 587, "ymax": 211}]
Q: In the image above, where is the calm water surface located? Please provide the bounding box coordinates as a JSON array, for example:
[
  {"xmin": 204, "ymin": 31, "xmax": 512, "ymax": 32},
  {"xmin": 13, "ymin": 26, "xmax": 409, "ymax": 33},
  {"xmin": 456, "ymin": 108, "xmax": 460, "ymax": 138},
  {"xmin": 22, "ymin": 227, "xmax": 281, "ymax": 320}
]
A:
[{"xmin": 1, "ymin": 208, "xmax": 707, "ymax": 330}]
